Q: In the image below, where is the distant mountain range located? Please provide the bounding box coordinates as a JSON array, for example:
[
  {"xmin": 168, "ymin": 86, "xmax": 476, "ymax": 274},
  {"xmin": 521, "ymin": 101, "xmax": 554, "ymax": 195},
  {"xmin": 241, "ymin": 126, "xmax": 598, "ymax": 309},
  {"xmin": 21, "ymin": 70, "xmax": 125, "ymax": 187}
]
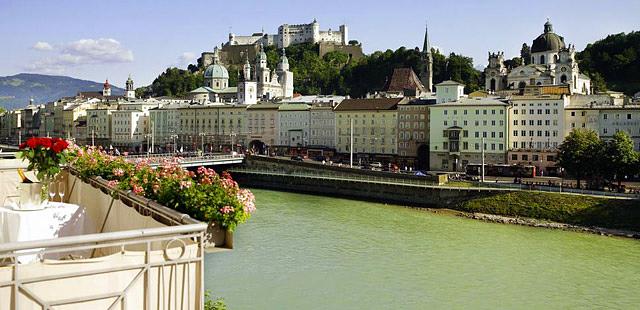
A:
[{"xmin": 0, "ymin": 73, "xmax": 124, "ymax": 110}]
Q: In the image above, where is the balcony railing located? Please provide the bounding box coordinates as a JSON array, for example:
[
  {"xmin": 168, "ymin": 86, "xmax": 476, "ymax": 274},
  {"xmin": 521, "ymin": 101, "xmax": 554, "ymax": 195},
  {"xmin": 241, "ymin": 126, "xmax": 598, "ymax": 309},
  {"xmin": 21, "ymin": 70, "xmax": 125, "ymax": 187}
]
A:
[{"xmin": 0, "ymin": 164, "xmax": 207, "ymax": 309}]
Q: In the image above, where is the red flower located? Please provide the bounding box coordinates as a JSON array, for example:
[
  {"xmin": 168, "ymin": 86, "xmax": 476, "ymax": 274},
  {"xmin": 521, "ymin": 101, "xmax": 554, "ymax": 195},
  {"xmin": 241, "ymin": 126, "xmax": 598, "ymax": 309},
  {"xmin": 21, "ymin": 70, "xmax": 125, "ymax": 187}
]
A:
[
  {"xmin": 39, "ymin": 138, "xmax": 52, "ymax": 148},
  {"xmin": 51, "ymin": 140, "xmax": 68, "ymax": 153},
  {"xmin": 26, "ymin": 137, "xmax": 38, "ymax": 149},
  {"xmin": 19, "ymin": 142, "xmax": 27, "ymax": 149}
]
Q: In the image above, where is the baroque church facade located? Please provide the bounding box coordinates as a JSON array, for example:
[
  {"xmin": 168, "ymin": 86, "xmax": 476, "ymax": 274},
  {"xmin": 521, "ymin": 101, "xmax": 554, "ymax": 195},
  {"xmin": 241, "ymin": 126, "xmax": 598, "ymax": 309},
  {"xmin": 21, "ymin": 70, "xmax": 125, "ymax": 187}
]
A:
[
  {"xmin": 238, "ymin": 45, "xmax": 294, "ymax": 104},
  {"xmin": 484, "ymin": 20, "xmax": 591, "ymax": 94}
]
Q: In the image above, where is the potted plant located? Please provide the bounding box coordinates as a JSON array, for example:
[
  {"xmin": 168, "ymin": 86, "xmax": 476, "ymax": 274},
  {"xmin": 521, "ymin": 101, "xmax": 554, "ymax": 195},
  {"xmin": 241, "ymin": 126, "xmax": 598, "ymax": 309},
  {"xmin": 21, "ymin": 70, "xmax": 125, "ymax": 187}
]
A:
[
  {"xmin": 17, "ymin": 137, "xmax": 71, "ymax": 205},
  {"xmin": 71, "ymin": 147, "xmax": 255, "ymax": 248}
]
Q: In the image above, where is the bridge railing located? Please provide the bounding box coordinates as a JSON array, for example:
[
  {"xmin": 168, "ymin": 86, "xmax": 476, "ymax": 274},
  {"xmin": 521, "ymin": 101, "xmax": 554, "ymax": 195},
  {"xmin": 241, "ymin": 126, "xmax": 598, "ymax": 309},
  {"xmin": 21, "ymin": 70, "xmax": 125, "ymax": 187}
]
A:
[{"xmin": 228, "ymin": 168, "xmax": 512, "ymax": 191}]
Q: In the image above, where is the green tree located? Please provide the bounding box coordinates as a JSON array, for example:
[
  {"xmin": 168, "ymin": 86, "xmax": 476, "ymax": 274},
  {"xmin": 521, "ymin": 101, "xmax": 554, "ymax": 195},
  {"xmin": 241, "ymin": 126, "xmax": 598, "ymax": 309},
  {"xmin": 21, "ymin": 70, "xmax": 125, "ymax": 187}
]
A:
[
  {"xmin": 557, "ymin": 129, "xmax": 605, "ymax": 188},
  {"xmin": 577, "ymin": 31, "xmax": 640, "ymax": 95},
  {"xmin": 520, "ymin": 43, "xmax": 531, "ymax": 65},
  {"xmin": 604, "ymin": 131, "xmax": 639, "ymax": 187}
]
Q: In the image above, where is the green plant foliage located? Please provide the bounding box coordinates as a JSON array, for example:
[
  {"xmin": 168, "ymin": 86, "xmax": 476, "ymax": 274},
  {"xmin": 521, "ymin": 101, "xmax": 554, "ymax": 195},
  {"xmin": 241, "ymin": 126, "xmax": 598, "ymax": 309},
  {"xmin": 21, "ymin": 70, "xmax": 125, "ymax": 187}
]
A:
[
  {"xmin": 142, "ymin": 43, "xmax": 483, "ymax": 98},
  {"xmin": 558, "ymin": 129, "xmax": 639, "ymax": 189},
  {"xmin": 577, "ymin": 31, "xmax": 640, "ymax": 95},
  {"xmin": 458, "ymin": 191, "xmax": 640, "ymax": 231}
]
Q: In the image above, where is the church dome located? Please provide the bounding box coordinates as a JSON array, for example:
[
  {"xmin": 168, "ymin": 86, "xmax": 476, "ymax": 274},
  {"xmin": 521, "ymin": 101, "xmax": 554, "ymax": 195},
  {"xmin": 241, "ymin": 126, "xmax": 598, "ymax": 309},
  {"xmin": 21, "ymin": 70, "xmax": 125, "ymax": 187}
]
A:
[
  {"xmin": 531, "ymin": 20, "xmax": 565, "ymax": 53},
  {"xmin": 204, "ymin": 64, "xmax": 229, "ymax": 79}
]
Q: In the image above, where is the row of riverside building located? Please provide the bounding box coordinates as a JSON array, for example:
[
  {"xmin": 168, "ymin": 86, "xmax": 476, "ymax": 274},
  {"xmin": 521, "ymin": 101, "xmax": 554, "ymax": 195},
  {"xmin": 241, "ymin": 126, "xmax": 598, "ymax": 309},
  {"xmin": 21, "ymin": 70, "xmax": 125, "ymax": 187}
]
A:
[{"xmin": 1, "ymin": 20, "xmax": 639, "ymax": 174}]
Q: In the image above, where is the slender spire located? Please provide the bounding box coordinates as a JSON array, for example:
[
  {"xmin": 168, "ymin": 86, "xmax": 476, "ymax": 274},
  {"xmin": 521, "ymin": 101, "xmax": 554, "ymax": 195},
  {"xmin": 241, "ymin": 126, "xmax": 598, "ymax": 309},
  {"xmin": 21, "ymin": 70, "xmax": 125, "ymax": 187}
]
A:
[{"xmin": 422, "ymin": 21, "xmax": 431, "ymax": 54}]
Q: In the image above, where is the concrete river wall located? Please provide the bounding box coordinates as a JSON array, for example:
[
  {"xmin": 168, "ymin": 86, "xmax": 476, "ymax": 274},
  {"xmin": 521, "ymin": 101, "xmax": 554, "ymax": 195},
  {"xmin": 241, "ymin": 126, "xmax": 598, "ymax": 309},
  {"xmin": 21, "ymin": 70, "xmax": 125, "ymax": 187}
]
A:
[{"xmin": 230, "ymin": 156, "xmax": 513, "ymax": 208}]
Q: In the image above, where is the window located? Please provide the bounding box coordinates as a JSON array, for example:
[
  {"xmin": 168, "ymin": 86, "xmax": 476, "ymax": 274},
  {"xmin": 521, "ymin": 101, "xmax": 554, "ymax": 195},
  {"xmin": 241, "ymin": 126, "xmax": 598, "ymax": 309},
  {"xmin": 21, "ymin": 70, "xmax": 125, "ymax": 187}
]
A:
[
  {"xmin": 522, "ymin": 154, "xmax": 529, "ymax": 161},
  {"xmin": 513, "ymin": 142, "xmax": 518, "ymax": 148},
  {"xmin": 537, "ymin": 120, "xmax": 542, "ymax": 126},
  {"xmin": 530, "ymin": 109, "xmax": 534, "ymax": 114},
  {"xmin": 532, "ymin": 155, "xmax": 539, "ymax": 161},
  {"xmin": 463, "ymin": 120, "xmax": 468, "ymax": 126},
  {"xmin": 513, "ymin": 120, "xmax": 518, "ymax": 126},
  {"xmin": 463, "ymin": 142, "xmax": 468, "ymax": 150},
  {"xmin": 538, "ymin": 109, "xmax": 543, "ymax": 115},
  {"xmin": 491, "ymin": 143, "xmax": 496, "ymax": 150},
  {"xmin": 491, "ymin": 120, "xmax": 496, "ymax": 126},
  {"xmin": 521, "ymin": 130, "xmax": 526, "ymax": 136},
  {"xmin": 628, "ymin": 114, "xmax": 632, "ymax": 120},
  {"xmin": 483, "ymin": 132, "xmax": 487, "ymax": 138},
  {"xmin": 483, "ymin": 110, "xmax": 487, "ymax": 115},
  {"xmin": 464, "ymin": 110, "xmax": 468, "ymax": 115},
  {"xmin": 512, "ymin": 154, "xmax": 518, "ymax": 160},
  {"xmin": 545, "ymin": 120, "xmax": 550, "ymax": 126},
  {"xmin": 463, "ymin": 130, "xmax": 469, "ymax": 137},
  {"xmin": 475, "ymin": 132, "xmax": 479, "ymax": 138},
  {"xmin": 547, "ymin": 155, "xmax": 555, "ymax": 162},
  {"xmin": 499, "ymin": 132, "xmax": 504, "ymax": 138},
  {"xmin": 491, "ymin": 132, "xmax": 495, "ymax": 138},
  {"xmin": 514, "ymin": 110, "xmax": 519, "ymax": 115},
  {"xmin": 521, "ymin": 120, "xmax": 526, "ymax": 125},
  {"xmin": 476, "ymin": 110, "xmax": 480, "ymax": 115},
  {"xmin": 513, "ymin": 130, "xmax": 518, "ymax": 136},
  {"xmin": 444, "ymin": 120, "xmax": 448, "ymax": 126},
  {"xmin": 443, "ymin": 130, "xmax": 447, "ymax": 137},
  {"xmin": 571, "ymin": 111, "xmax": 575, "ymax": 116},
  {"xmin": 499, "ymin": 144, "xmax": 504, "ymax": 150},
  {"xmin": 474, "ymin": 143, "xmax": 479, "ymax": 150},
  {"xmin": 443, "ymin": 142, "xmax": 448, "ymax": 149},
  {"xmin": 529, "ymin": 120, "xmax": 534, "ymax": 126},
  {"xmin": 444, "ymin": 110, "xmax": 448, "ymax": 115},
  {"xmin": 529, "ymin": 130, "xmax": 534, "ymax": 136},
  {"xmin": 603, "ymin": 114, "xmax": 608, "ymax": 120}
]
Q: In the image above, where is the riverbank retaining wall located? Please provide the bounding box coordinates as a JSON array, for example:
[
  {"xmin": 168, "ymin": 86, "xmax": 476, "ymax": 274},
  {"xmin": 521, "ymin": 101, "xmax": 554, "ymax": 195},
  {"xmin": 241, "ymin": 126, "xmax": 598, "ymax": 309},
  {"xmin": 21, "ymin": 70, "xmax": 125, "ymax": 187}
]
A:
[
  {"xmin": 230, "ymin": 171, "xmax": 511, "ymax": 208},
  {"xmin": 243, "ymin": 155, "xmax": 448, "ymax": 185}
]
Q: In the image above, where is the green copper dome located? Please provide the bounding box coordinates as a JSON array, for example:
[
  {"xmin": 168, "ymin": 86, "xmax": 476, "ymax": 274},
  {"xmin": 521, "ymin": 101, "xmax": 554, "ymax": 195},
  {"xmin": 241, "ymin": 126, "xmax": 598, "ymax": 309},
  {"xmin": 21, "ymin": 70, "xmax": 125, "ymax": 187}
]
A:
[{"xmin": 204, "ymin": 64, "xmax": 229, "ymax": 79}]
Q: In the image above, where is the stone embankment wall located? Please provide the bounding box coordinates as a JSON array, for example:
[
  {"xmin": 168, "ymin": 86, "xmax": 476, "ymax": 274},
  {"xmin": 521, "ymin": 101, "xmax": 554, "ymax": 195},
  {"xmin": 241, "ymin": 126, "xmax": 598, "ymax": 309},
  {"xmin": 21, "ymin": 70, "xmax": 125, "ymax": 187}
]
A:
[
  {"xmin": 242, "ymin": 155, "xmax": 448, "ymax": 185},
  {"xmin": 230, "ymin": 171, "xmax": 508, "ymax": 208}
]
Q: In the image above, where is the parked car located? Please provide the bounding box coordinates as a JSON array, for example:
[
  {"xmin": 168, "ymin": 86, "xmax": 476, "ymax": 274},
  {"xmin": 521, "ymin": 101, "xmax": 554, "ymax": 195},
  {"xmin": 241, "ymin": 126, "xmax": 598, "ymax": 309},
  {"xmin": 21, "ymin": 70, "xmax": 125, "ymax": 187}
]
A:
[
  {"xmin": 291, "ymin": 155, "xmax": 304, "ymax": 161},
  {"xmin": 313, "ymin": 155, "xmax": 326, "ymax": 162}
]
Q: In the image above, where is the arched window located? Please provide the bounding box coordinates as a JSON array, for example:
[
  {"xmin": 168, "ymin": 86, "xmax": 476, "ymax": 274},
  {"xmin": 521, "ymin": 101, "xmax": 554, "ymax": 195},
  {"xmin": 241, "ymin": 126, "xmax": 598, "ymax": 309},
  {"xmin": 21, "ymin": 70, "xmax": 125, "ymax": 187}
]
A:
[
  {"xmin": 531, "ymin": 56, "xmax": 535, "ymax": 64},
  {"xmin": 518, "ymin": 81, "xmax": 526, "ymax": 89},
  {"xmin": 536, "ymin": 82, "xmax": 542, "ymax": 86},
  {"xmin": 490, "ymin": 78, "xmax": 496, "ymax": 91},
  {"xmin": 574, "ymin": 76, "xmax": 577, "ymax": 87},
  {"xmin": 561, "ymin": 74, "xmax": 567, "ymax": 83},
  {"xmin": 540, "ymin": 55, "xmax": 545, "ymax": 64}
]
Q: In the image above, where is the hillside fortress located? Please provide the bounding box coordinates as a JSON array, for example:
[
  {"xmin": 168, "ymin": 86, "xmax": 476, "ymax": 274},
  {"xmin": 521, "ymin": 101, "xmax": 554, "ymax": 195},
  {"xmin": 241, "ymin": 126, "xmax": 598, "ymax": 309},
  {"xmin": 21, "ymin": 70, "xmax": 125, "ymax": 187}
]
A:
[
  {"xmin": 229, "ymin": 19, "xmax": 348, "ymax": 49},
  {"xmin": 200, "ymin": 19, "xmax": 363, "ymax": 68},
  {"xmin": 484, "ymin": 19, "xmax": 591, "ymax": 94}
]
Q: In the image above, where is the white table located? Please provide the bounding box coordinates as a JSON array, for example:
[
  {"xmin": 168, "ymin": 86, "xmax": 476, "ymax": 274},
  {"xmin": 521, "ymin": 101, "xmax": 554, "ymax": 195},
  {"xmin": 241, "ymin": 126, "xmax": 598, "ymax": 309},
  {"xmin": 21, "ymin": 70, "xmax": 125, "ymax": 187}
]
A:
[{"xmin": 0, "ymin": 202, "xmax": 88, "ymax": 263}]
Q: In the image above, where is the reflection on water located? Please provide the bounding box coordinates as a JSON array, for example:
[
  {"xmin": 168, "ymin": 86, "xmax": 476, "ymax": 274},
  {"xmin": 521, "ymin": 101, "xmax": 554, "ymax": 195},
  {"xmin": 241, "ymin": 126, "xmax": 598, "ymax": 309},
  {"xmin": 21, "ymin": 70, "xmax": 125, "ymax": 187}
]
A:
[{"xmin": 205, "ymin": 189, "xmax": 640, "ymax": 309}]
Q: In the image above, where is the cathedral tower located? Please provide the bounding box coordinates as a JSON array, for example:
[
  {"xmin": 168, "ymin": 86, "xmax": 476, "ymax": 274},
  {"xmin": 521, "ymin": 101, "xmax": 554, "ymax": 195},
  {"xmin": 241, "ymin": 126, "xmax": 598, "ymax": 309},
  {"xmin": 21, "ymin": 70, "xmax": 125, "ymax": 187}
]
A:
[
  {"xmin": 125, "ymin": 75, "xmax": 135, "ymax": 99},
  {"xmin": 419, "ymin": 23, "xmax": 433, "ymax": 93}
]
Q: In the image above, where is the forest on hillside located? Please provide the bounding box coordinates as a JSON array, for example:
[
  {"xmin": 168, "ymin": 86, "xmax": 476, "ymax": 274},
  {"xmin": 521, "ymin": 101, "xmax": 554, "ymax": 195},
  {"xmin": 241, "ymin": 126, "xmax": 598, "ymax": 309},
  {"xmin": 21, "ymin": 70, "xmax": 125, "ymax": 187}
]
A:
[
  {"xmin": 577, "ymin": 31, "xmax": 640, "ymax": 95},
  {"xmin": 139, "ymin": 43, "xmax": 482, "ymax": 98},
  {"xmin": 139, "ymin": 31, "xmax": 640, "ymax": 98}
]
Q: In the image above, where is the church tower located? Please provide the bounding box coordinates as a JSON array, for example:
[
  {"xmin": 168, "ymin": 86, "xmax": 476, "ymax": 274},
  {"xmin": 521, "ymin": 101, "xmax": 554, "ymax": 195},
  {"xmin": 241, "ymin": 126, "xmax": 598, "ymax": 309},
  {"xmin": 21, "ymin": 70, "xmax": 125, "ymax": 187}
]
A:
[
  {"xmin": 125, "ymin": 75, "xmax": 135, "ymax": 99},
  {"xmin": 238, "ymin": 53, "xmax": 257, "ymax": 105},
  {"xmin": 102, "ymin": 79, "xmax": 111, "ymax": 97},
  {"xmin": 419, "ymin": 23, "xmax": 433, "ymax": 93},
  {"xmin": 277, "ymin": 48, "xmax": 294, "ymax": 98}
]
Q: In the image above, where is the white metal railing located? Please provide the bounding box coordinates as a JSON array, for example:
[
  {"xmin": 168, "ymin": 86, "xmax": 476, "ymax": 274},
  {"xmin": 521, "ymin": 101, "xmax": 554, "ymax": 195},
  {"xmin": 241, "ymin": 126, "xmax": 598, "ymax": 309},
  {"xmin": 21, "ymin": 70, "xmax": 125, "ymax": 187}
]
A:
[
  {"xmin": 229, "ymin": 168, "xmax": 512, "ymax": 191},
  {"xmin": 0, "ymin": 168, "xmax": 207, "ymax": 309}
]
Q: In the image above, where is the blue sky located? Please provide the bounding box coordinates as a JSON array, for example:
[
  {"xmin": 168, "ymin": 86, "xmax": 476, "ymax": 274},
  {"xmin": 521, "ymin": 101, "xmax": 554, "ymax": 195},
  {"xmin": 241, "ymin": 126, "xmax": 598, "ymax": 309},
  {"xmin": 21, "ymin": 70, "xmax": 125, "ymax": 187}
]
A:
[{"xmin": 1, "ymin": 0, "xmax": 638, "ymax": 88}]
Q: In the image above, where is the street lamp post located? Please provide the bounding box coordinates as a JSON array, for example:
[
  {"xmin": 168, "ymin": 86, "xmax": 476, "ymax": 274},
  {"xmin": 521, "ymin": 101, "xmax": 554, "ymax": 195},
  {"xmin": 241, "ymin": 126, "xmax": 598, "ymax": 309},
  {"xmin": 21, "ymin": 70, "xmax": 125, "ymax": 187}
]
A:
[
  {"xmin": 199, "ymin": 132, "xmax": 206, "ymax": 154},
  {"xmin": 350, "ymin": 118, "xmax": 354, "ymax": 168}
]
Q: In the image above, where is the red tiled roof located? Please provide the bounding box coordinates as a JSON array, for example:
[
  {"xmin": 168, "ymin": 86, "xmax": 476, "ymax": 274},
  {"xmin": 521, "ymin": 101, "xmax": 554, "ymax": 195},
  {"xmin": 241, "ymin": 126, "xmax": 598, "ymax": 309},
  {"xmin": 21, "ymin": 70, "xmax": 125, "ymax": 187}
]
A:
[
  {"xmin": 385, "ymin": 68, "xmax": 426, "ymax": 93},
  {"xmin": 334, "ymin": 98, "xmax": 403, "ymax": 111}
]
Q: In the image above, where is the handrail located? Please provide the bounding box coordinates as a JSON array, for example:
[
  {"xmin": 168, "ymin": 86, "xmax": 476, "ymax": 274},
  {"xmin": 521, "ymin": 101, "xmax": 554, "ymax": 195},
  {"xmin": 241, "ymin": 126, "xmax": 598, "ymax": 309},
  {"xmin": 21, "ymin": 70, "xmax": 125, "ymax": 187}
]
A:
[{"xmin": 0, "ymin": 223, "xmax": 206, "ymax": 253}]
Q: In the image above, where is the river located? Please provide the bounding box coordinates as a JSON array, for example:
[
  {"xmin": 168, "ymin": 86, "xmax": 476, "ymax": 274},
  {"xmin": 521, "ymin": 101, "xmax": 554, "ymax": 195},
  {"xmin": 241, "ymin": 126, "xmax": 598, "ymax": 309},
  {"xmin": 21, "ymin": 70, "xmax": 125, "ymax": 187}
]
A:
[{"xmin": 205, "ymin": 189, "xmax": 640, "ymax": 309}]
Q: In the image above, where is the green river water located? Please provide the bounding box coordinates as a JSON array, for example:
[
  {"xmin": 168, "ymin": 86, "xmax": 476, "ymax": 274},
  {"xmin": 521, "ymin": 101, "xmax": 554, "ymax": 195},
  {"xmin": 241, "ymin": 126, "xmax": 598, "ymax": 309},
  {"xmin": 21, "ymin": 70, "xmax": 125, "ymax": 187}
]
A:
[{"xmin": 205, "ymin": 189, "xmax": 640, "ymax": 309}]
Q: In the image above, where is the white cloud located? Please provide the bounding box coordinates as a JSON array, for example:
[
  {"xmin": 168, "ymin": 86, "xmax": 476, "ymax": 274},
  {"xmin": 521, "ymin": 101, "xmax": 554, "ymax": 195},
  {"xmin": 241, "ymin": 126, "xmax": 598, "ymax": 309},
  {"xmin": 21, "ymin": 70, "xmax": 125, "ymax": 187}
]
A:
[
  {"xmin": 177, "ymin": 52, "xmax": 196, "ymax": 67},
  {"xmin": 32, "ymin": 41, "xmax": 53, "ymax": 51},
  {"xmin": 26, "ymin": 38, "xmax": 134, "ymax": 73}
]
